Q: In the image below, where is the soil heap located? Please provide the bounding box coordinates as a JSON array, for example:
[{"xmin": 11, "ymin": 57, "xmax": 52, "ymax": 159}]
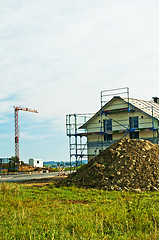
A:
[{"xmin": 57, "ymin": 139, "xmax": 159, "ymax": 191}]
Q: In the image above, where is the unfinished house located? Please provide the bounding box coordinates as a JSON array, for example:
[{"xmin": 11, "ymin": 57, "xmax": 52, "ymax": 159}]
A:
[{"xmin": 66, "ymin": 88, "xmax": 159, "ymax": 166}]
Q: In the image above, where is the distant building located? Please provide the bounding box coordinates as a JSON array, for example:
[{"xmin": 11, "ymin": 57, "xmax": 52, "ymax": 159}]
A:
[
  {"xmin": 0, "ymin": 158, "xmax": 11, "ymax": 164},
  {"xmin": 29, "ymin": 159, "xmax": 43, "ymax": 168}
]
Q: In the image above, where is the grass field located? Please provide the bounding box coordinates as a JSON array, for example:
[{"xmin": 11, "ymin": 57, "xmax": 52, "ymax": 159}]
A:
[{"xmin": 0, "ymin": 182, "xmax": 159, "ymax": 240}]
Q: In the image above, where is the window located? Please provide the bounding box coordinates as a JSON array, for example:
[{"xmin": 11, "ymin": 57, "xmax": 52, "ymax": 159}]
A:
[
  {"xmin": 130, "ymin": 132, "xmax": 139, "ymax": 139},
  {"xmin": 104, "ymin": 133, "xmax": 113, "ymax": 141},
  {"xmin": 37, "ymin": 161, "xmax": 39, "ymax": 164},
  {"xmin": 103, "ymin": 119, "xmax": 112, "ymax": 141},
  {"xmin": 104, "ymin": 119, "xmax": 112, "ymax": 131},
  {"xmin": 129, "ymin": 116, "xmax": 139, "ymax": 129}
]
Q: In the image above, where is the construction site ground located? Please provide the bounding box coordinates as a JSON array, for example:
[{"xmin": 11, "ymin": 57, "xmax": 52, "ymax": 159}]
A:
[{"xmin": 2, "ymin": 138, "xmax": 159, "ymax": 191}]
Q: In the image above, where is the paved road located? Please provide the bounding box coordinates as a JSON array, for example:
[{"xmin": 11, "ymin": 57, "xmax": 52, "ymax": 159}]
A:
[{"xmin": 0, "ymin": 172, "xmax": 60, "ymax": 183}]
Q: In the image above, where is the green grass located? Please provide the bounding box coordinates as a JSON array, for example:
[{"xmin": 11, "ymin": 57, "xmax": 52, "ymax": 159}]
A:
[{"xmin": 0, "ymin": 183, "xmax": 159, "ymax": 240}]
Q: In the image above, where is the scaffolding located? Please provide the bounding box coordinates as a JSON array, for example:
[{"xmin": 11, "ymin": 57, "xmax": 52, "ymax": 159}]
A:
[
  {"xmin": 66, "ymin": 87, "xmax": 159, "ymax": 168},
  {"xmin": 66, "ymin": 113, "xmax": 94, "ymax": 170},
  {"xmin": 99, "ymin": 87, "xmax": 130, "ymax": 149}
]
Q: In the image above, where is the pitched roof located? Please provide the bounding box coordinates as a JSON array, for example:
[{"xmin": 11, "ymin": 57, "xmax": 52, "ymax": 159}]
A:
[
  {"xmin": 124, "ymin": 98, "xmax": 159, "ymax": 120},
  {"xmin": 80, "ymin": 96, "xmax": 159, "ymax": 129}
]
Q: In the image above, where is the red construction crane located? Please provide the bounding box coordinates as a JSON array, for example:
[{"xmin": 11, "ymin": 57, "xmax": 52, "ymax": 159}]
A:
[{"xmin": 13, "ymin": 106, "xmax": 38, "ymax": 162}]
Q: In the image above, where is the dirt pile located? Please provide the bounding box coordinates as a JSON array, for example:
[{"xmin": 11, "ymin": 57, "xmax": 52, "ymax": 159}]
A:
[
  {"xmin": 18, "ymin": 162, "xmax": 49, "ymax": 172},
  {"xmin": 57, "ymin": 139, "xmax": 159, "ymax": 191},
  {"xmin": 18, "ymin": 162, "xmax": 34, "ymax": 171}
]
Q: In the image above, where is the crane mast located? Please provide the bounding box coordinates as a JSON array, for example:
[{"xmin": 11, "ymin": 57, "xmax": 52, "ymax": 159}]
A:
[{"xmin": 13, "ymin": 106, "xmax": 38, "ymax": 162}]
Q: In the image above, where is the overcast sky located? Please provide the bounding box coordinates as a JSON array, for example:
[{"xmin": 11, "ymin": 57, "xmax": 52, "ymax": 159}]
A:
[{"xmin": 0, "ymin": 0, "xmax": 159, "ymax": 162}]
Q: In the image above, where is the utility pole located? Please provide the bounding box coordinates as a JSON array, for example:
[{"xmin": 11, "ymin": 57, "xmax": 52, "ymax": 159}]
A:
[{"xmin": 13, "ymin": 106, "xmax": 38, "ymax": 162}]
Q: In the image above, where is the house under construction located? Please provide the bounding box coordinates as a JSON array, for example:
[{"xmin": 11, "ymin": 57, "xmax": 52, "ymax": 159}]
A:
[{"xmin": 66, "ymin": 87, "xmax": 159, "ymax": 168}]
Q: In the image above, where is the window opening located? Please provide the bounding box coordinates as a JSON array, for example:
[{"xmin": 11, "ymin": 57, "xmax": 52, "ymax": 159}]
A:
[
  {"xmin": 129, "ymin": 116, "xmax": 138, "ymax": 129},
  {"xmin": 130, "ymin": 132, "xmax": 139, "ymax": 139},
  {"xmin": 104, "ymin": 119, "xmax": 112, "ymax": 131},
  {"xmin": 104, "ymin": 134, "xmax": 113, "ymax": 141}
]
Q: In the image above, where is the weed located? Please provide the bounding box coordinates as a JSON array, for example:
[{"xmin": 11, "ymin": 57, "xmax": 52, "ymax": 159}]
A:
[{"xmin": 0, "ymin": 183, "xmax": 159, "ymax": 239}]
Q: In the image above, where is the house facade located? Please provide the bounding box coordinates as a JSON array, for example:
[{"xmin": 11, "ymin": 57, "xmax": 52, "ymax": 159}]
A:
[{"xmin": 80, "ymin": 96, "xmax": 159, "ymax": 161}]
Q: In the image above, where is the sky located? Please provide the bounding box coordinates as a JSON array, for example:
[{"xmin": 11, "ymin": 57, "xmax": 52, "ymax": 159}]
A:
[{"xmin": 0, "ymin": 0, "xmax": 159, "ymax": 162}]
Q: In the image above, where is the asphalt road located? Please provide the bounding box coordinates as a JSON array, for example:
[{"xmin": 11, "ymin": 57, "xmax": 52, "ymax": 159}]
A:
[{"xmin": 0, "ymin": 172, "xmax": 60, "ymax": 183}]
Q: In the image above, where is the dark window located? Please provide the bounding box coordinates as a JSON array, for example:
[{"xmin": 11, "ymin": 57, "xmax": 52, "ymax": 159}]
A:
[
  {"xmin": 129, "ymin": 116, "xmax": 138, "ymax": 129},
  {"xmin": 104, "ymin": 133, "xmax": 113, "ymax": 141},
  {"xmin": 130, "ymin": 132, "xmax": 139, "ymax": 139},
  {"xmin": 37, "ymin": 161, "xmax": 39, "ymax": 164},
  {"xmin": 104, "ymin": 119, "xmax": 112, "ymax": 131}
]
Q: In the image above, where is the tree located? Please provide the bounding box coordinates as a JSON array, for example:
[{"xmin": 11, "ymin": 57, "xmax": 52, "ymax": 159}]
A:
[
  {"xmin": 11, "ymin": 156, "xmax": 19, "ymax": 163},
  {"xmin": 10, "ymin": 156, "xmax": 19, "ymax": 170}
]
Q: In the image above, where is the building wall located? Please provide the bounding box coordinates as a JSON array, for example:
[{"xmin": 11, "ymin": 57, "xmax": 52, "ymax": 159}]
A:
[
  {"xmin": 0, "ymin": 158, "xmax": 12, "ymax": 164},
  {"xmin": 29, "ymin": 159, "xmax": 43, "ymax": 168}
]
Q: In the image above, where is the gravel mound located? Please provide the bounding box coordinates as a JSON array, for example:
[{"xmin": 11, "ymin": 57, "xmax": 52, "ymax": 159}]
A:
[{"xmin": 57, "ymin": 139, "xmax": 159, "ymax": 191}]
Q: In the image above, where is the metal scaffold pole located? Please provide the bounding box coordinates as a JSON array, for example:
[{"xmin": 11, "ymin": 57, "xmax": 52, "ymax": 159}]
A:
[
  {"xmin": 152, "ymin": 106, "xmax": 155, "ymax": 143},
  {"xmin": 74, "ymin": 114, "xmax": 78, "ymax": 170},
  {"xmin": 66, "ymin": 114, "xmax": 71, "ymax": 173}
]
